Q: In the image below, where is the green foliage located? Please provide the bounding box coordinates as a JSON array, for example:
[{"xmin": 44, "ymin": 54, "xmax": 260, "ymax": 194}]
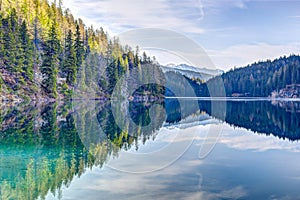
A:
[
  {"xmin": 74, "ymin": 23, "xmax": 84, "ymax": 70},
  {"xmin": 62, "ymin": 30, "xmax": 76, "ymax": 85},
  {"xmin": 40, "ymin": 23, "xmax": 60, "ymax": 98},
  {"xmin": 19, "ymin": 20, "xmax": 34, "ymax": 80},
  {"xmin": 1, "ymin": 9, "xmax": 20, "ymax": 73},
  {"xmin": 198, "ymin": 55, "xmax": 300, "ymax": 97}
]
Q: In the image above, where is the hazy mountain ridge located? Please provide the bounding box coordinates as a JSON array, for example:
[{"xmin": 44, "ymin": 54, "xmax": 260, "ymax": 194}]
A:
[{"xmin": 160, "ymin": 63, "xmax": 224, "ymax": 82}]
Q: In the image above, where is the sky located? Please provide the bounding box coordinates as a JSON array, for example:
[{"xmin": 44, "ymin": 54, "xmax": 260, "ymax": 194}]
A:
[{"xmin": 57, "ymin": 0, "xmax": 300, "ymax": 71}]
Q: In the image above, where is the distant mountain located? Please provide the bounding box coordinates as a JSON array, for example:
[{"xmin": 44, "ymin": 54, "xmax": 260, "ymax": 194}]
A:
[{"xmin": 160, "ymin": 63, "xmax": 223, "ymax": 82}]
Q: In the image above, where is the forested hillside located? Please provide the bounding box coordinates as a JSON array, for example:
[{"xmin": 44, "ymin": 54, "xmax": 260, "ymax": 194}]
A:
[
  {"xmin": 197, "ymin": 55, "xmax": 300, "ymax": 97},
  {"xmin": 0, "ymin": 0, "xmax": 156, "ymax": 102}
]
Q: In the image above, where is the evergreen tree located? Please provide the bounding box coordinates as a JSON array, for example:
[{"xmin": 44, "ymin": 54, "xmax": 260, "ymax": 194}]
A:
[
  {"xmin": 74, "ymin": 23, "xmax": 84, "ymax": 71},
  {"xmin": 106, "ymin": 57, "xmax": 118, "ymax": 94},
  {"xmin": 63, "ymin": 29, "xmax": 76, "ymax": 85},
  {"xmin": 41, "ymin": 23, "xmax": 61, "ymax": 98},
  {"xmin": 19, "ymin": 20, "xmax": 34, "ymax": 80},
  {"xmin": 2, "ymin": 10, "xmax": 18, "ymax": 73}
]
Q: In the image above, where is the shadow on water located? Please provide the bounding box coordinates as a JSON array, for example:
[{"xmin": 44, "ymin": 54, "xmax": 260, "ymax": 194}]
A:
[{"xmin": 197, "ymin": 100, "xmax": 300, "ymax": 141}]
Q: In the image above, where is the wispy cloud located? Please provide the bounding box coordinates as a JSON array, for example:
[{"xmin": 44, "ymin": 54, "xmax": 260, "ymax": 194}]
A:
[
  {"xmin": 207, "ymin": 43, "xmax": 300, "ymax": 71},
  {"xmin": 200, "ymin": 0, "xmax": 249, "ymax": 12},
  {"xmin": 60, "ymin": 0, "xmax": 205, "ymax": 34},
  {"xmin": 57, "ymin": 0, "xmax": 252, "ymax": 34},
  {"xmin": 218, "ymin": 124, "xmax": 300, "ymax": 152}
]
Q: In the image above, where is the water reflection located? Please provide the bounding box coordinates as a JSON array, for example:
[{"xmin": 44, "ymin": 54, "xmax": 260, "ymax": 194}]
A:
[
  {"xmin": 197, "ymin": 100, "xmax": 300, "ymax": 140},
  {"xmin": 0, "ymin": 99, "xmax": 300, "ymax": 199},
  {"xmin": 0, "ymin": 104, "xmax": 93, "ymax": 200}
]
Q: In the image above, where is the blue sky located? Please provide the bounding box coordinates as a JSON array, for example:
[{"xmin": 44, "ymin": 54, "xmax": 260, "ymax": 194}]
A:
[{"xmin": 58, "ymin": 0, "xmax": 300, "ymax": 71}]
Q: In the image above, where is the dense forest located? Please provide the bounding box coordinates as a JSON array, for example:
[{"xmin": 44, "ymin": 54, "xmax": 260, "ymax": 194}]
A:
[
  {"xmin": 196, "ymin": 55, "xmax": 300, "ymax": 97},
  {"xmin": 190, "ymin": 55, "xmax": 300, "ymax": 97},
  {"xmin": 0, "ymin": 0, "xmax": 158, "ymax": 102}
]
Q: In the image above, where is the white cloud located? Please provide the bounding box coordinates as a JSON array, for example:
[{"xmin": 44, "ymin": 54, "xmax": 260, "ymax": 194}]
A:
[
  {"xmin": 54, "ymin": 144, "xmax": 248, "ymax": 200},
  {"xmin": 199, "ymin": 0, "xmax": 249, "ymax": 16},
  {"xmin": 52, "ymin": 0, "xmax": 252, "ymax": 35},
  {"xmin": 207, "ymin": 43, "xmax": 300, "ymax": 71},
  {"xmin": 201, "ymin": 0, "xmax": 249, "ymax": 9},
  {"xmin": 218, "ymin": 124, "xmax": 300, "ymax": 152},
  {"xmin": 58, "ymin": 0, "xmax": 205, "ymax": 34}
]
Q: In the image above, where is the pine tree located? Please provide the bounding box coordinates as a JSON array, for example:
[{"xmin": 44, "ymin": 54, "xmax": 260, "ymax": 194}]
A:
[
  {"xmin": 2, "ymin": 10, "xmax": 18, "ymax": 72},
  {"xmin": 74, "ymin": 23, "xmax": 84, "ymax": 71},
  {"xmin": 19, "ymin": 20, "xmax": 34, "ymax": 80},
  {"xmin": 63, "ymin": 29, "xmax": 76, "ymax": 85},
  {"xmin": 41, "ymin": 23, "xmax": 61, "ymax": 98},
  {"xmin": 106, "ymin": 57, "xmax": 118, "ymax": 94}
]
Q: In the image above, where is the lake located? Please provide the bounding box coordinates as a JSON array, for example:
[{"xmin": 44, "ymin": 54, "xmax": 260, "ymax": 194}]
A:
[{"xmin": 1, "ymin": 99, "xmax": 300, "ymax": 200}]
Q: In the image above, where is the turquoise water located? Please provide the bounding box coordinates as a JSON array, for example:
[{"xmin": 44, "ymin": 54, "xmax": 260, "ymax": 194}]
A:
[{"xmin": 1, "ymin": 100, "xmax": 300, "ymax": 199}]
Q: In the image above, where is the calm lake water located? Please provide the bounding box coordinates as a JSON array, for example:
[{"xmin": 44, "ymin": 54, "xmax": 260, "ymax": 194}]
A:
[{"xmin": 1, "ymin": 99, "xmax": 300, "ymax": 200}]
